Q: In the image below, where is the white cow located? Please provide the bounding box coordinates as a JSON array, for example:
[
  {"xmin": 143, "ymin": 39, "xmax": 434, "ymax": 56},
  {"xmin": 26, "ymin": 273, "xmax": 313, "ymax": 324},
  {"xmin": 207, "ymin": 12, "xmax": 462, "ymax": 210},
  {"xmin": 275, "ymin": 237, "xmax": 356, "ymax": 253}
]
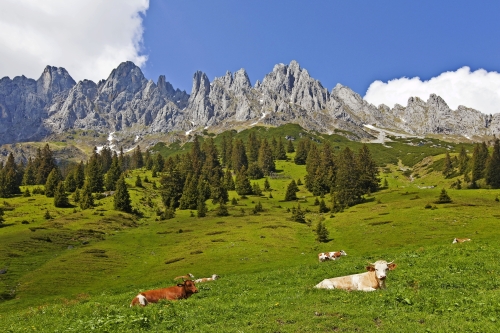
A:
[
  {"xmin": 194, "ymin": 274, "xmax": 219, "ymax": 283},
  {"xmin": 452, "ymin": 238, "xmax": 471, "ymax": 244},
  {"xmin": 315, "ymin": 260, "xmax": 397, "ymax": 291},
  {"xmin": 318, "ymin": 250, "xmax": 347, "ymax": 262}
]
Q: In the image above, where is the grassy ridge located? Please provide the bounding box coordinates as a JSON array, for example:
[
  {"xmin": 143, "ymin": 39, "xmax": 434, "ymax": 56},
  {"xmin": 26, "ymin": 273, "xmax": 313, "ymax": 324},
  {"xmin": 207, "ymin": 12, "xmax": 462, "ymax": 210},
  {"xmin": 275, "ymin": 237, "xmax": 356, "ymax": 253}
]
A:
[{"xmin": 1, "ymin": 142, "xmax": 499, "ymax": 331}]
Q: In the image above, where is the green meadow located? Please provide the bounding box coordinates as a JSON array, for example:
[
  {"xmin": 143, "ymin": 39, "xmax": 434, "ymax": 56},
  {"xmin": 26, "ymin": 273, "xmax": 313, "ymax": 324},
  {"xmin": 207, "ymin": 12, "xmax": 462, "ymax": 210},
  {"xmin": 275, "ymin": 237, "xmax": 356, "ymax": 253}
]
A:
[{"xmin": 0, "ymin": 133, "xmax": 499, "ymax": 332}]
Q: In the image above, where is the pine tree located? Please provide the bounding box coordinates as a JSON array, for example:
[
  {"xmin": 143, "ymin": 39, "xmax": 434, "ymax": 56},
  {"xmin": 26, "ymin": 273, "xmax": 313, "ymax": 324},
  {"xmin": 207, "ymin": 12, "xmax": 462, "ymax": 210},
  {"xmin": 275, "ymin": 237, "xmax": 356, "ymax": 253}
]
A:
[
  {"xmin": 36, "ymin": 144, "xmax": 56, "ymax": 184},
  {"xmin": 334, "ymin": 147, "xmax": 363, "ymax": 208},
  {"xmin": 286, "ymin": 139, "xmax": 295, "ymax": 153},
  {"xmin": 86, "ymin": 151, "xmax": 104, "ymax": 193},
  {"xmin": 132, "ymin": 145, "xmax": 144, "ymax": 170},
  {"xmin": 356, "ymin": 144, "xmax": 379, "ymax": 194},
  {"xmin": 318, "ymin": 199, "xmax": 329, "ymax": 213},
  {"xmin": 224, "ymin": 168, "xmax": 235, "ymax": 191},
  {"xmin": 179, "ymin": 174, "xmax": 199, "ymax": 210},
  {"xmin": 442, "ymin": 151, "xmax": 453, "ymax": 178},
  {"xmin": 153, "ymin": 153, "xmax": 165, "ymax": 173},
  {"xmin": 22, "ymin": 157, "xmax": 36, "ymax": 185},
  {"xmin": 160, "ymin": 167, "xmax": 184, "ymax": 209},
  {"xmin": 247, "ymin": 162, "xmax": 264, "ymax": 179},
  {"xmin": 291, "ymin": 204, "xmax": 306, "ymax": 223},
  {"xmin": 114, "ymin": 175, "xmax": 132, "ymax": 212},
  {"xmin": 275, "ymin": 137, "xmax": 287, "ymax": 160},
  {"xmin": 74, "ymin": 161, "xmax": 85, "ymax": 189},
  {"xmin": 105, "ymin": 155, "xmax": 122, "ymax": 191},
  {"xmin": 100, "ymin": 146, "xmax": 113, "ymax": 174},
  {"xmin": 54, "ymin": 181, "xmax": 70, "ymax": 208},
  {"xmin": 210, "ymin": 175, "xmax": 228, "ymax": 205},
  {"xmin": 45, "ymin": 167, "xmax": 62, "ymax": 198},
  {"xmin": 458, "ymin": 146, "xmax": 469, "ymax": 175},
  {"xmin": 73, "ymin": 188, "xmax": 81, "ymax": 203},
  {"xmin": 246, "ymin": 132, "xmax": 260, "ymax": 163},
  {"xmin": 216, "ymin": 202, "xmax": 229, "ymax": 216},
  {"xmin": 315, "ymin": 220, "xmax": 329, "ymax": 242},
  {"xmin": 231, "ymin": 139, "xmax": 248, "ymax": 173},
  {"xmin": 435, "ymin": 188, "xmax": 452, "ymax": 204},
  {"xmin": 197, "ymin": 194, "xmax": 207, "ymax": 218},
  {"xmin": 471, "ymin": 142, "xmax": 489, "ymax": 186},
  {"xmin": 235, "ymin": 166, "xmax": 253, "ymax": 195},
  {"xmin": 135, "ymin": 175, "xmax": 143, "ymax": 188},
  {"xmin": 258, "ymin": 138, "xmax": 275, "ymax": 175},
  {"xmin": 294, "ymin": 139, "xmax": 310, "ymax": 165},
  {"xmin": 264, "ymin": 178, "xmax": 271, "ymax": 191},
  {"xmin": 0, "ymin": 206, "xmax": 4, "ymax": 225},
  {"xmin": 252, "ymin": 182, "xmax": 262, "ymax": 196},
  {"xmin": 79, "ymin": 181, "xmax": 94, "ymax": 210},
  {"xmin": 64, "ymin": 172, "xmax": 77, "ymax": 192},
  {"xmin": 144, "ymin": 150, "xmax": 154, "ymax": 170},
  {"xmin": 190, "ymin": 136, "xmax": 203, "ymax": 176},
  {"xmin": 285, "ymin": 180, "xmax": 299, "ymax": 201},
  {"xmin": 304, "ymin": 144, "xmax": 320, "ymax": 193},
  {"xmin": 486, "ymin": 139, "xmax": 500, "ymax": 188}
]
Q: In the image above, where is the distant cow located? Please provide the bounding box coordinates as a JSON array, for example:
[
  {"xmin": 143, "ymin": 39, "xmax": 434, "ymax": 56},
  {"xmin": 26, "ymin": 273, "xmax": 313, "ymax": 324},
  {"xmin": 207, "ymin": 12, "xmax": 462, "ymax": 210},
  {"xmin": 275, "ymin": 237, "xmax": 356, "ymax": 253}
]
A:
[
  {"xmin": 130, "ymin": 280, "xmax": 198, "ymax": 306},
  {"xmin": 315, "ymin": 260, "xmax": 397, "ymax": 291},
  {"xmin": 318, "ymin": 250, "xmax": 347, "ymax": 262},
  {"xmin": 174, "ymin": 273, "xmax": 194, "ymax": 281},
  {"xmin": 452, "ymin": 238, "xmax": 471, "ymax": 244},
  {"xmin": 194, "ymin": 274, "xmax": 220, "ymax": 283}
]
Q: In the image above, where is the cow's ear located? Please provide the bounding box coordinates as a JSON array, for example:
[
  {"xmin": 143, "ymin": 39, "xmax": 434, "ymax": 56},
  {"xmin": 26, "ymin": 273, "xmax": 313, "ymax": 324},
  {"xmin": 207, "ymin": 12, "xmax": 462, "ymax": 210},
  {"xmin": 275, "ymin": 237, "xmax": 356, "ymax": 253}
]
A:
[
  {"xmin": 177, "ymin": 283, "xmax": 184, "ymax": 287},
  {"xmin": 388, "ymin": 263, "xmax": 397, "ymax": 270},
  {"xmin": 366, "ymin": 265, "xmax": 375, "ymax": 271}
]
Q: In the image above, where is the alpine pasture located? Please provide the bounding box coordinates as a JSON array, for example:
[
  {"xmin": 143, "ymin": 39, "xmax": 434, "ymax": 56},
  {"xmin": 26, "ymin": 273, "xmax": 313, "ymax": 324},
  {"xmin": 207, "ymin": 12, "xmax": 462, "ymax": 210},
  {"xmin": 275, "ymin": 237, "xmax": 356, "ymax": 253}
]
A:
[{"xmin": 0, "ymin": 126, "xmax": 499, "ymax": 332}]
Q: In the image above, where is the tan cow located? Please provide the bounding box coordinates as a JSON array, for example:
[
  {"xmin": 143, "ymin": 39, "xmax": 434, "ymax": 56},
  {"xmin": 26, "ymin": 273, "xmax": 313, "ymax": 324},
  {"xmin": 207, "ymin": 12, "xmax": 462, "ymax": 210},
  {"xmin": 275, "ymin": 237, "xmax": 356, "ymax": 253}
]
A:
[
  {"xmin": 194, "ymin": 274, "xmax": 219, "ymax": 283},
  {"xmin": 174, "ymin": 273, "xmax": 195, "ymax": 281},
  {"xmin": 318, "ymin": 250, "xmax": 347, "ymax": 262},
  {"xmin": 314, "ymin": 260, "xmax": 397, "ymax": 291},
  {"xmin": 452, "ymin": 238, "xmax": 471, "ymax": 244},
  {"xmin": 130, "ymin": 280, "xmax": 198, "ymax": 306}
]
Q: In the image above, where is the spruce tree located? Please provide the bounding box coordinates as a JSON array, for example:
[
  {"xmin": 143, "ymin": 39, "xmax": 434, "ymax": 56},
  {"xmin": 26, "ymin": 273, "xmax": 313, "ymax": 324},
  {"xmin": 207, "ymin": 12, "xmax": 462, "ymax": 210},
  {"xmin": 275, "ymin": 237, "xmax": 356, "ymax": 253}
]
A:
[
  {"xmin": 216, "ymin": 202, "xmax": 229, "ymax": 216},
  {"xmin": 435, "ymin": 188, "xmax": 452, "ymax": 204},
  {"xmin": 486, "ymin": 139, "xmax": 500, "ymax": 188},
  {"xmin": 275, "ymin": 137, "xmax": 287, "ymax": 160},
  {"xmin": 160, "ymin": 167, "xmax": 184, "ymax": 209},
  {"xmin": 458, "ymin": 146, "xmax": 469, "ymax": 175},
  {"xmin": 246, "ymin": 132, "xmax": 260, "ymax": 163},
  {"xmin": 471, "ymin": 142, "xmax": 489, "ymax": 185},
  {"xmin": 315, "ymin": 220, "xmax": 329, "ymax": 242},
  {"xmin": 247, "ymin": 162, "xmax": 264, "ymax": 179},
  {"xmin": 197, "ymin": 194, "xmax": 207, "ymax": 217},
  {"xmin": 105, "ymin": 155, "xmax": 121, "ymax": 191},
  {"xmin": 179, "ymin": 174, "xmax": 199, "ymax": 210},
  {"xmin": 80, "ymin": 181, "xmax": 94, "ymax": 210},
  {"xmin": 153, "ymin": 153, "xmax": 165, "ymax": 173},
  {"xmin": 114, "ymin": 175, "xmax": 132, "ymax": 212},
  {"xmin": 318, "ymin": 199, "xmax": 329, "ymax": 213},
  {"xmin": 86, "ymin": 151, "xmax": 104, "ymax": 193},
  {"xmin": 264, "ymin": 178, "xmax": 271, "ymax": 191},
  {"xmin": 291, "ymin": 204, "xmax": 306, "ymax": 223},
  {"xmin": 356, "ymin": 144, "xmax": 379, "ymax": 194},
  {"xmin": 45, "ymin": 167, "xmax": 62, "ymax": 198},
  {"xmin": 235, "ymin": 166, "xmax": 253, "ymax": 195},
  {"xmin": 231, "ymin": 139, "xmax": 248, "ymax": 173},
  {"xmin": 22, "ymin": 157, "xmax": 36, "ymax": 185},
  {"xmin": 74, "ymin": 161, "xmax": 85, "ymax": 189},
  {"xmin": 304, "ymin": 144, "xmax": 320, "ymax": 193},
  {"xmin": 132, "ymin": 145, "xmax": 144, "ymax": 169},
  {"xmin": 286, "ymin": 139, "xmax": 295, "ymax": 153},
  {"xmin": 442, "ymin": 152, "xmax": 453, "ymax": 178},
  {"xmin": 285, "ymin": 180, "xmax": 299, "ymax": 201},
  {"xmin": 54, "ymin": 181, "xmax": 70, "ymax": 208},
  {"xmin": 294, "ymin": 139, "xmax": 309, "ymax": 165},
  {"xmin": 144, "ymin": 150, "xmax": 153, "ymax": 170},
  {"xmin": 135, "ymin": 175, "xmax": 143, "ymax": 188},
  {"xmin": 65, "ymin": 172, "xmax": 77, "ymax": 192},
  {"xmin": 100, "ymin": 146, "xmax": 113, "ymax": 174},
  {"xmin": 224, "ymin": 168, "xmax": 235, "ymax": 190},
  {"xmin": 334, "ymin": 147, "xmax": 363, "ymax": 208},
  {"xmin": 252, "ymin": 182, "xmax": 262, "ymax": 196},
  {"xmin": 36, "ymin": 144, "xmax": 56, "ymax": 184},
  {"xmin": 210, "ymin": 175, "xmax": 228, "ymax": 205},
  {"xmin": 258, "ymin": 138, "xmax": 275, "ymax": 175}
]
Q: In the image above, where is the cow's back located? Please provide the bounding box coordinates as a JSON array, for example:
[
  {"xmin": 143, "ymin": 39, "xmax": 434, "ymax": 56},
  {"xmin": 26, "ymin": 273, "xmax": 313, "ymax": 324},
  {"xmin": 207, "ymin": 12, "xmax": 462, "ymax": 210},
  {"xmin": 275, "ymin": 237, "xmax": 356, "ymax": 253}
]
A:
[{"xmin": 143, "ymin": 286, "xmax": 185, "ymax": 303}]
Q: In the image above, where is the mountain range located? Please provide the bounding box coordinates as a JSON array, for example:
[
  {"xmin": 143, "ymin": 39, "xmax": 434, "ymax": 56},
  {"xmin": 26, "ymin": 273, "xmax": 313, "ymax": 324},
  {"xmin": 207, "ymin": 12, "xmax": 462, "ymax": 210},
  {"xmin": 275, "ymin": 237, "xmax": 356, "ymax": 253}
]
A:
[{"xmin": 1, "ymin": 60, "xmax": 498, "ymax": 147}]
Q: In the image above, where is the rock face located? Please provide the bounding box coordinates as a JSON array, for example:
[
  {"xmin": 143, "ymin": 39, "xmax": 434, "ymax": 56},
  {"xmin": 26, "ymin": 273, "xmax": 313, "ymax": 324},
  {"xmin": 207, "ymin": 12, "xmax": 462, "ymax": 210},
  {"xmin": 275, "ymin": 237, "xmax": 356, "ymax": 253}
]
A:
[{"xmin": 0, "ymin": 60, "xmax": 497, "ymax": 146}]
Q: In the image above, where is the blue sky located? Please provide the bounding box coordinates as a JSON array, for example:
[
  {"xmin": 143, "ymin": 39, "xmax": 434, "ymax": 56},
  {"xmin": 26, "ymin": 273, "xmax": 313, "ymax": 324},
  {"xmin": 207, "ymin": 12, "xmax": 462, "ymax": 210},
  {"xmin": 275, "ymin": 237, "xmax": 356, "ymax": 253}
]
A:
[
  {"xmin": 140, "ymin": 1, "xmax": 500, "ymax": 95},
  {"xmin": 1, "ymin": 0, "xmax": 499, "ymax": 113}
]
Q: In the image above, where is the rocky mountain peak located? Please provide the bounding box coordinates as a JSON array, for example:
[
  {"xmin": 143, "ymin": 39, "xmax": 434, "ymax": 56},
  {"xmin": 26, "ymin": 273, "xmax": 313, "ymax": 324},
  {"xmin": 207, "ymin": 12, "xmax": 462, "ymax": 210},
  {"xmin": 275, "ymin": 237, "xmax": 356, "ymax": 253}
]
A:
[
  {"xmin": 99, "ymin": 61, "xmax": 147, "ymax": 98},
  {"xmin": 36, "ymin": 65, "xmax": 75, "ymax": 99}
]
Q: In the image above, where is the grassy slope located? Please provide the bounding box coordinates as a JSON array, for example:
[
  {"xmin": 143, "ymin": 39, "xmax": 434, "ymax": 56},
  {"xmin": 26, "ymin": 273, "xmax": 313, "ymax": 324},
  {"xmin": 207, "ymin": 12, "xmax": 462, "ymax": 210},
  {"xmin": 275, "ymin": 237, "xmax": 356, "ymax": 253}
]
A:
[{"xmin": 1, "ymin": 140, "xmax": 499, "ymax": 332}]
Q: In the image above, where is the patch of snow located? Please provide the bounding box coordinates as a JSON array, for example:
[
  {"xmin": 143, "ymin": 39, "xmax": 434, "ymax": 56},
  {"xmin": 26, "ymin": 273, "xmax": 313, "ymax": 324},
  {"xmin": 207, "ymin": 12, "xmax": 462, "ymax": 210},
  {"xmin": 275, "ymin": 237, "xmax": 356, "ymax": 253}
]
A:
[{"xmin": 185, "ymin": 129, "xmax": 194, "ymax": 136}]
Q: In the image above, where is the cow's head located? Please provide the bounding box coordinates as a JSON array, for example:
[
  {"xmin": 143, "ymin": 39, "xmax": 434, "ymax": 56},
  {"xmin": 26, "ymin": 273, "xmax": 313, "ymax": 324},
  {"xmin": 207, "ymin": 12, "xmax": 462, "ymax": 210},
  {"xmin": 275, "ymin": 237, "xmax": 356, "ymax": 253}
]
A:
[
  {"xmin": 366, "ymin": 260, "xmax": 397, "ymax": 280},
  {"xmin": 180, "ymin": 280, "xmax": 199, "ymax": 294},
  {"xmin": 340, "ymin": 250, "xmax": 347, "ymax": 256},
  {"xmin": 211, "ymin": 274, "xmax": 220, "ymax": 280}
]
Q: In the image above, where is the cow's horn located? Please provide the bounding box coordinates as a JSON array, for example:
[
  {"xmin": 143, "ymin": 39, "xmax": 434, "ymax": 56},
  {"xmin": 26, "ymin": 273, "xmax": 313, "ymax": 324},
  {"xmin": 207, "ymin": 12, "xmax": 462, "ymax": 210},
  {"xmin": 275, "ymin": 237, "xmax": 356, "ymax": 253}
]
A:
[{"xmin": 387, "ymin": 261, "xmax": 394, "ymax": 265}]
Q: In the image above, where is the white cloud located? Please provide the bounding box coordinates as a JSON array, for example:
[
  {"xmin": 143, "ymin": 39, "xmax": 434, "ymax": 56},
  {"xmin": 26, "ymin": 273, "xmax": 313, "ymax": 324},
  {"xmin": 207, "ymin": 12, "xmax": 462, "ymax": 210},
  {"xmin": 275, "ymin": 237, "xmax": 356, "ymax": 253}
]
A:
[
  {"xmin": 0, "ymin": 0, "xmax": 149, "ymax": 82},
  {"xmin": 364, "ymin": 67, "xmax": 500, "ymax": 114}
]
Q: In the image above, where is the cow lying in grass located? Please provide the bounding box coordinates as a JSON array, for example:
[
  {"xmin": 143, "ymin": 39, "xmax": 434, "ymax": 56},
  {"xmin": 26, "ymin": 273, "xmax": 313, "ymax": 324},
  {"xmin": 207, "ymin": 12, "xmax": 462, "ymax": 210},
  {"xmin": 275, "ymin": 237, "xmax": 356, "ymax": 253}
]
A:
[
  {"xmin": 174, "ymin": 273, "xmax": 195, "ymax": 281},
  {"xmin": 452, "ymin": 238, "xmax": 471, "ymax": 244},
  {"xmin": 314, "ymin": 260, "xmax": 397, "ymax": 291},
  {"xmin": 130, "ymin": 280, "xmax": 198, "ymax": 306},
  {"xmin": 194, "ymin": 274, "xmax": 219, "ymax": 283},
  {"xmin": 318, "ymin": 250, "xmax": 347, "ymax": 262}
]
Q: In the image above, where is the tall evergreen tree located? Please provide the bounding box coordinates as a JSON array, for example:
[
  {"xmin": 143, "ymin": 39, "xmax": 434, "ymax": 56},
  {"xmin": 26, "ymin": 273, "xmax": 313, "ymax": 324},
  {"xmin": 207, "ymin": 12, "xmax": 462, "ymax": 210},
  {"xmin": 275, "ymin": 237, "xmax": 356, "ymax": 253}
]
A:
[
  {"xmin": 45, "ymin": 167, "xmax": 62, "ymax": 198},
  {"xmin": 235, "ymin": 166, "xmax": 253, "ymax": 195},
  {"xmin": 190, "ymin": 136, "xmax": 204, "ymax": 175},
  {"xmin": 64, "ymin": 172, "xmax": 77, "ymax": 192},
  {"xmin": 247, "ymin": 132, "xmax": 260, "ymax": 163},
  {"xmin": 304, "ymin": 144, "xmax": 320, "ymax": 193},
  {"xmin": 144, "ymin": 149, "xmax": 153, "ymax": 170},
  {"xmin": 105, "ymin": 154, "xmax": 122, "ymax": 191},
  {"xmin": 54, "ymin": 181, "xmax": 70, "ymax": 207},
  {"xmin": 315, "ymin": 220, "xmax": 329, "ymax": 243},
  {"xmin": 356, "ymin": 144, "xmax": 379, "ymax": 193},
  {"xmin": 132, "ymin": 145, "xmax": 144, "ymax": 170},
  {"xmin": 442, "ymin": 151, "xmax": 453, "ymax": 178},
  {"xmin": 22, "ymin": 157, "xmax": 36, "ymax": 185},
  {"xmin": 334, "ymin": 147, "xmax": 363, "ymax": 208},
  {"xmin": 179, "ymin": 174, "xmax": 199, "ymax": 210},
  {"xmin": 247, "ymin": 162, "xmax": 264, "ymax": 179},
  {"xmin": 86, "ymin": 150, "xmax": 104, "ymax": 193},
  {"xmin": 36, "ymin": 144, "xmax": 56, "ymax": 184},
  {"xmin": 275, "ymin": 137, "xmax": 287, "ymax": 160},
  {"xmin": 286, "ymin": 139, "xmax": 295, "ymax": 153},
  {"xmin": 80, "ymin": 181, "xmax": 94, "ymax": 210},
  {"xmin": 114, "ymin": 175, "xmax": 132, "ymax": 212},
  {"xmin": 258, "ymin": 138, "xmax": 275, "ymax": 175},
  {"xmin": 471, "ymin": 142, "xmax": 489, "ymax": 185},
  {"xmin": 74, "ymin": 161, "xmax": 85, "ymax": 189},
  {"xmin": 486, "ymin": 139, "xmax": 500, "ymax": 188},
  {"xmin": 285, "ymin": 180, "xmax": 299, "ymax": 201},
  {"xmin": 100, "ymin": 146, "xmax": 113, "ymax": 174},
  {"xmin": 232, "ymin": 139, "xmax": 248, "ymax": 173},
  {"xmin": 160, "ymin": 166, "xmax": 184, "ymax": 209},
  {"xmin": 153, "ymin": 152, "xmax": 165, "ymax": 173},
  {"xmin": 458, "ymin": 146, "xmax": 469, "ymax": 175},
  {"xmin": 294, "ymin": 139, "xmax": 310, "ymax": 165},
  {"xmin": 224, "ymin": 168, "xmax": 235, "ymax": 190},
  {"xmin": 210, "ymin": 175, "xmax": 228, "ymax": 204}
]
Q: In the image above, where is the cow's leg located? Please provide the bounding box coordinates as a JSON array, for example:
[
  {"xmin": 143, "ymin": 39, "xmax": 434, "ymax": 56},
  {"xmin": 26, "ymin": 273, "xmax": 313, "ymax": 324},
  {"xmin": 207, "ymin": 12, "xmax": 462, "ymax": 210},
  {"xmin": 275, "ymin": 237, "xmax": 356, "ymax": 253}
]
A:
[{"xmin": 359, "ymin": 287, "xmax": 377, "ymax": 292}]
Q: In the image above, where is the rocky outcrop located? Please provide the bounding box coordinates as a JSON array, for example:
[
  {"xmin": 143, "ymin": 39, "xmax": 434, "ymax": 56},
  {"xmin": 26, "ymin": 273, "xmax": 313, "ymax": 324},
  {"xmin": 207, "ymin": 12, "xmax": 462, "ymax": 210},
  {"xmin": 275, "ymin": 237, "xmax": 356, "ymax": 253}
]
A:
[{"xmin": 0, "ymin": 60, "xmax": 497, "ymax": 146}]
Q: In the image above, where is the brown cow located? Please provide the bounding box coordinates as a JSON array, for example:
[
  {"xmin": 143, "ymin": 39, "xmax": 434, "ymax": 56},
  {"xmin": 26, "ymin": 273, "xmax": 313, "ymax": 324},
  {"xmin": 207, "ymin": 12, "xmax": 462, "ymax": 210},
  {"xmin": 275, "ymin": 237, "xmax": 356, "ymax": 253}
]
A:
[
  {"xmin": 130, "ymin": 280, "xmax": 198, "ymax": 307},
  {"xmin": 452, "ymin": 238, "xmax": 471, "ymax": 244}
]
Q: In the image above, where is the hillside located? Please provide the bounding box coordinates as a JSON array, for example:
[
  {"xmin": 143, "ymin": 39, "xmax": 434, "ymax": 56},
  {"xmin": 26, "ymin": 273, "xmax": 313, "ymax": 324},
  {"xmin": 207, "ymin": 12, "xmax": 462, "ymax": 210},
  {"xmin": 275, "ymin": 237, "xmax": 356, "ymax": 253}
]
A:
[{"xmin": 1, "ymin": 134, "xmax": 499, "ymax": 332}]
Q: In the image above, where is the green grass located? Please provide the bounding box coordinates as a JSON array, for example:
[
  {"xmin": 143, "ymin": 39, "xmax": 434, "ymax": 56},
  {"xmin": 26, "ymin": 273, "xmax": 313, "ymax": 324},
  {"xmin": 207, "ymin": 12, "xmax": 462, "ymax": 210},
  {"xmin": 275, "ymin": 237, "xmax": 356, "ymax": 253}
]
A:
[{"xmin": 1, "ymin": 148, "xmax": 500, "ymax": 332}]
